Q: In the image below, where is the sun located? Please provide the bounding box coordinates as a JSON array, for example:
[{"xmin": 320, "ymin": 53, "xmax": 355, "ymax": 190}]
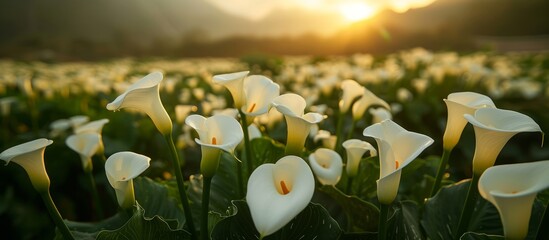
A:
[{"xmin": 339, "ymin": 2, "xmax": 377, "ymax": 22}]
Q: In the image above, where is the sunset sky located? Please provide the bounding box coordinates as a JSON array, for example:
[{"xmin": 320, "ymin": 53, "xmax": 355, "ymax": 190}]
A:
[{"xmin": 204, "ymin": 0, "xmax": 437, "ymax": 22}]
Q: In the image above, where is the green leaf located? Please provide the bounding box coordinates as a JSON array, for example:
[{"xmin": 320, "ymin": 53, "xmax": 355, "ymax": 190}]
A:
[
  {"xmin": 319, "ymin": 185, "xmax": 379, "ymax": 232},
  {"xmin": 342, "ymin": 156, "xmax": 379, "ymax": 201},
  {"xmin": 134, "ymin": 177, "xmax": 187, "ymax": 229},
  {"xmin": 251, "ymin": 137, "xmax": 285, "ymax": 166},
  {"xmin": 97, "ymin": 203, "xmax": 190, "ymax": 240},
  {"xmin": 421, "ymin": 179, "xmax": 503, "ymax": 240},
  {"xmin": 459, "ymin": 232, "xmax": 504, "ymax": 240},
  {"xmin": 386, "ymin": 201, "xmax": 425, "ymax": 240},
  {"xmin": 211, "ymin": 200, "xmax": 342, "ymax": 240}
]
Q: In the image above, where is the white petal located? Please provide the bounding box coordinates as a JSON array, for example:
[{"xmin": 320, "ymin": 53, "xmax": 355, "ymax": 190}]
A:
[
  {"xmin": 242, "ymin": 75, "xmax": 280, "ymax": 116},
  {"xmin": 75, "ymin": 119, "xmax": 110, "ymax": 134},
  {"xmin": 339, "ymin": 80, "xmax": 363, "ymax": 113},
  {"xmin": 272, "ymin": 93, "xmax": 306, "ymax": 117},
  {"xmin": 308, "ymin": 148, "xmax": 343, "ymax": 186},
  {"xmin": 246, "ymin": 156, "xmax": 315, "ymax": 237},
  {"xmin": 212, "ymin": 71, "xmax": 249, "ymax": 108},
  {"xmin": 105, "ymin": 151, "xmax": 151, "ymax": 187}
]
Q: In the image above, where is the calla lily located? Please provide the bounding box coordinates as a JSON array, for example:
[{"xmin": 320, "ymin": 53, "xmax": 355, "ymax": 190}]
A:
[
  {"xmin": 212, "ymin": 71, "xmax": 249, "ymax": 108},
  {"xmin": 352, "ymin": 87, "xmax": 391, "ymax": 121},
  {"xmin": 342, "ymin": 139, "xmax": 377, "ymax": 177},
  {"xmin": 339, "ymin": 80, "xmax": 364, "ymax": 113},
  {"xmin": 69, "ymin": 115, "xmax": 90, "ymax": 130},
  {"xmin": 246, "ymin": 155, "xmax": 315, "ymax": 237},
  {"xmin": 272, "ymin": 93, "xmax": 324, "ymax": 155},
  {"xmin": 74, "ymin": 119, "xmax": 109, "ymax": 156},
  {"xmin": 66, "ymin": 133, "xmax": 101, "ymax": 172},
  {"xmin": 0, "ymin": 138, "xmax": 53, "ymax": 192},
  {"xmin": 106, "ymin": 72, "xmax": 173, "ymax": 135},
  {"xmin": 308, "ymin": 148, "xmax": 343, "ymax": 185},
  {"xmin": 105, "ymin": 151, "xmax": 151, "ymax": 209},
  {"xmin": 185, "ymin": 114, "xmax": 244, "ymax": 177},
  {"xmin": 443, "ymin": 92, "xmax": 495, "ymax": 150},
  {"xmin": 313, "ymin": 130, "xmax": 337, "ymax": 150},
  {"xmin": 241, "ymin": 75, "xmax": 280, "ymax": 118},
  {"xmin": 363, "ymin": 120, "xmax": 433, "ymax": 204},
  {"xmin": 478, "ymin": 161, "xmax": 549, "ymax": 240},
  {"xmin": 464, "ymin": 108, "xmax": 542, "ymax": 175}
]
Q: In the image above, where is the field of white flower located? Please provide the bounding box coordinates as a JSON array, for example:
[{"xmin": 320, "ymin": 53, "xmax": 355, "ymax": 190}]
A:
[{"xmin": 1, "ymin": 48, "xmax": 548, "ymax": 240}]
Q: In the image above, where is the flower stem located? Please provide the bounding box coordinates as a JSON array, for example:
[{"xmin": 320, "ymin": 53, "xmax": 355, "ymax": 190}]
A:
[
  {"xmin": 164, "ymin": 134, "xmax": 197, "ymax": 240},
  {"xmin": 455, "ymin": 175, "xmax": 480, "ymax": 239},
  {"xmin": 334, "ymin": 111, "xmax": 345, "ymax": 154},
  {"xmin": 201, "ymin": 176, "xmax": 213, "ymax": 240},
  {"xmin": 430, "ymin": 149, "xmax": 452, "ymax": 197},
  {"xmin": 238, "ymin": 110, "xmax": 254, "ymax": 177},
  {"xmin": 236, "ymin": 160, "xmax": 244, "ymax": 198},
  {"xmin": 378, "ymin": 203, "xmax": 389, "ymax": 240},
  {"xmin": 86, "ymin": 171, "xmax": 104, "ymax": 220},
  {"xmin": 536, "ymin": 200, "xmax": 549, "ymax": 240},
  {"xmin": 40, "ymin": 191, "xmax": 75, "ymax": 240},
  {"xmin": 346, "ymin": 119, "xmax": 357, "ymax": 141},
  {"xmin": 345, "ymin": 177, "xmax": 354, "ymax": 195}
]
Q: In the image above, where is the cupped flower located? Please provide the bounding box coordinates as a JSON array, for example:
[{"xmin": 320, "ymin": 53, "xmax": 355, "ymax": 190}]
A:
[
  {"xmin": 308, "ymin": 148, "xmax": 343, "ymax": 185},
  {"xmin": 241, "ymin": 75, "xmax": 280, "ymax": 118},
  {"xmin": 339, "ymin": 80, "xmax": 364, "ymax": 113},
  {"xmin": 464, "ymin": 108, "xmax": 542, "ymax": 175},
  {"xmin": 246, "ymin": 155, "xmax": 315, "ymax": 237},
  {"xmin": 106, "ymin": 72, "xmax": 173, "ymax": 135},
  {"xmin": 0, "ymin": 139, "xmax": 53, "ymax": 192},
  {"xmin": 443, "ymin": 92, "xmax": 495, "ymax": 150},
  {"xmin": 105, "ymin": 151, "xmax": 151, "ymax": 209},
  {"xmin": 478, "ymin": 161, "xmax": 549, "ymax": 240},
  {"xmin": 66, "ymin": 133, "xmax": 101, "ymax": 172},
  {"xmin": 212, "ymin": 71, "xmax": 249, "ymax": 108},
  {"xmin": 74, "ymin": 119, "xmax": 109, "ymax": 155},
  {"xmin": 272, "ymin": 93, "xmax": 324, "ymax": 155},
  {"xmin": 342, "ymin": 139, "xmax": 377, "ymax": 177},
  {"xmin": 351, "ymin": 87, "xmax": 391, "ymax": 121},
  {"xmin": 363, "ymin": 120, "xmax": 433, "ymax": 204},
  {"xmin": 185, "ymin": 114, "xmax": 244, "ymax": 177}
]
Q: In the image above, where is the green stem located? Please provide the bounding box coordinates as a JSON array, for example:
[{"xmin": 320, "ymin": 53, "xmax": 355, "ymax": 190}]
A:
[
  {"xmin": 378, "ymin": 203, "xmax": 389, "ymax": 240},
  {"xmin": 345, "ymin": 177, "xmax": 354, "ymax": 195},
  {"xmin": 201, "ymin": 176, "xmax": 213, "ymax": 240},
  {"xmin": 236, "ymin": 160, "xmax": 244, "ymax": 198},
  {"xmin": 164, "ymin": 134, "xmax": 197, "ymax": 240},
  {"xmin": 40, "ymin": 191, "xmax": 75, "ymax": 240},
  {"xmin": 238, "ymin": 110, "xmax": 254, "ymax": 177},
  {"xmin": 346, "ymin": 119, "xmax": 357, "ymax": 141},
  {"xmin": 86, "ymin": 171, "xmax": 104, "ymax": 220},
  {"xmin": 334, "ymin": 111, "xmax": 345, "ymax": 154},
  {"xmin": 430, "ymin": 149, "xmax": 452, "ymax": 197},
  {"xmin": 455, "ymin": 175, "xmax": 480, "ymax": 239}
]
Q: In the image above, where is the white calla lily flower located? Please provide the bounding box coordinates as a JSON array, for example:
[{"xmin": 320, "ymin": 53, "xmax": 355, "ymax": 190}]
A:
[
  {"xmin": 0, "ymin": 138, "xmax": 53, "ymax": 192},
  {"xmin": 464, "ymin": 108, "xmax": 542, "ymax": 175},
  {"xmin": 106, "ymin": 72, "xmax": 173, "ymax": 135},
  {"xmin": 369, "ymin": 107, "xmax": 392, "ymax": 124},
  {"xmin": 241, "ymin": 75, "xmax": 280, "ymax": 117},
  {"xmin": 443, "ymin": 92, "xmax": 495, "ymax": 150},
  {"xmin": 342, "ymin": 139, "xmax": 377, "ymax": 177},
  {"xmin": 308, "ymin": 148, "xmax": 343, "ymax": 186},
  {"xmin": 339, "ymin": 80, "xmax": 364, "ymax": 113},
  {"xmin": 185, "ymin": 114, "xmax": 244, "ymax": 177},
  {"xmin": 352, "ymin": 88, "xmax": 391, "ymax": 121},
  {"xmin": 272, "ymin": 93, "xmax": 324, "ymax": 155},
  {"xmin": 66, "ymin": 133, "xmax": 101, "ymax": 172},
  {"xmin": 363, "ymin": 120, "xmax": 433, "ymax": 204},
  {"xmin": 74, "ymin": 119, "xmax": 110, "ymax": 155},
  {"xmin": 105, "ymin": 151, "xmax": 151, "ymax": 209},
  {"xmin": 479, "ymin": 161, "xmax": 549, "ymax": 240},
  {"xmin": 246, "ymin": 155, "xmax": 315, "ymax": 237},
  {"xmin": 212, "ymin": 71, "xmax": 249, "ymax": 108},
  {"xmin": 69, "ymin": 115, "xmax": 90, "ymax": 130}
]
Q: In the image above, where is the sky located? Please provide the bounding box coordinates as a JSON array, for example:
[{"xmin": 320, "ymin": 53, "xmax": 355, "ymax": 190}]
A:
[{"xmin": 204, "ymin": 0, "xmax": 437, "ymax": 22}]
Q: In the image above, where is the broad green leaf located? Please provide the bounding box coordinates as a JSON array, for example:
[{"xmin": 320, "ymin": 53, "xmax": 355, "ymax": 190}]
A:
[
  {"xmin": 211, "ymin": 200, "xmax": 342, "ymax": 240},
  {"xmin": 339, "ymin": 156, "xmax": 379, "ymax": 202},
  {"xmin": 400, "ymin": 156, "xmax": 444, "ymax": 203},
  {"xmin": 386, "ymin": 201, "xmax": 424, "ymax": 240},
  {"xmin": 96, "ymin": 203, "xmax": 190, "ymax": 240},
  {"xmin": 319, "ymin": 185, "xmax": 379, "ymax": 232},
  {"xmin": 422, "ymin": 179, "xmax": 503, "ymax": 240},
  {"xmin": 459, "ymin": 232, "xmax": 504, "ymax": 240},
  {"xmin": 251, "ymin": 137, "xmax": 285, "ymax": 167},
  {"xmin": 134, "ymin": 177, "xmax": 186, "ymax": 228}
]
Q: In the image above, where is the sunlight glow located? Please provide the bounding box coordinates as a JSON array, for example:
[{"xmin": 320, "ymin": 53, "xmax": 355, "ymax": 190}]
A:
[{"xmin": 339, "ymin": 2, "xmax": 377, "ymax": 22}]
